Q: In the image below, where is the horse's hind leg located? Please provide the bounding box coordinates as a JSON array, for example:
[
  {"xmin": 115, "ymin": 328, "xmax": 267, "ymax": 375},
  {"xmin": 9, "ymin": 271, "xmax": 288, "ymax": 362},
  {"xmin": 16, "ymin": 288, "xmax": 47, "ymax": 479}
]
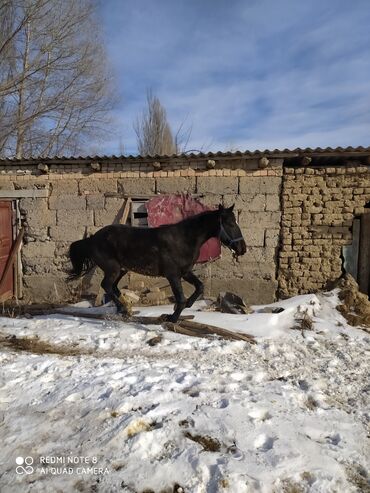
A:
[
  {"xmin": 183, "ymin": 271, "xmax": 204, "ymax": 308},
  {"xmin": 100, "ymin": 264, "xmax": 127, "ymax": 314},
  {"xmin": 112, "ymin": 269, "xmax": 127, "ymax": 298},
  {"xmin": 166, "ymin": 276, "xmax": 186, "ymax": 323}
]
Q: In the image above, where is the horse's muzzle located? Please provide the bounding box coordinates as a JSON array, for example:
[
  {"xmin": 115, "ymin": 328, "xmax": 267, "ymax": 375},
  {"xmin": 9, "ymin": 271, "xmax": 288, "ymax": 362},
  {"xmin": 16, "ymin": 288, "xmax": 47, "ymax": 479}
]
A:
[{"xmin": 233, "ymin": 239, "xmax": 247, "ymax": 256}]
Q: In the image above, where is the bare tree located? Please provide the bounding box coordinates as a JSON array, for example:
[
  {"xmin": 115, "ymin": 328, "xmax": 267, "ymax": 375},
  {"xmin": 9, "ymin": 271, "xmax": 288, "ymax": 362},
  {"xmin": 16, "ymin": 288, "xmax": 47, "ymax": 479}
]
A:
[
  {"xmin": 0, "ymin": 0, "xmax": 115, "ymax": 158},
  {"xmin": 134, "ymin": 90, "xmax": 191, "ymax": 156}
]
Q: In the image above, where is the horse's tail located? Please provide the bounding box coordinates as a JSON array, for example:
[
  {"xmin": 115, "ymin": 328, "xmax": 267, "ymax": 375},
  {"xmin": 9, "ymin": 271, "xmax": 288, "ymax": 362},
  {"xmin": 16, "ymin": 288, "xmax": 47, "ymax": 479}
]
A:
[{"xmin": 68, "ymin": 237, "xmax": 95, "ymax": 281}]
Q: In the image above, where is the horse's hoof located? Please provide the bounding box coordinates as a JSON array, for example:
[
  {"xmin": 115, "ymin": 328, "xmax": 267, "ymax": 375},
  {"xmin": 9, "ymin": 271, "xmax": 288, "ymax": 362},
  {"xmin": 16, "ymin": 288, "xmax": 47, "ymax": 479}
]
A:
[
  {"xmin": 161, "ymin": 314, "xmax": 178, "ymax": 323},
  {"xmin": 116, "ymin": 307, "xmax": 129, "ymax": 318}
]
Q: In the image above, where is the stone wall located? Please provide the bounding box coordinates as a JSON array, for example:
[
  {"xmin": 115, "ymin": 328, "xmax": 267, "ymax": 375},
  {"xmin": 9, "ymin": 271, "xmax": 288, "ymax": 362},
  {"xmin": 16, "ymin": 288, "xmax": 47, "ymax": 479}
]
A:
[
  {"xmin": 278, "ymin": 164, "xmax": 370, "ymax": 297},
  {"xmin": 0, "ymin": 156, "xmax": 283, "ymax": 304}
]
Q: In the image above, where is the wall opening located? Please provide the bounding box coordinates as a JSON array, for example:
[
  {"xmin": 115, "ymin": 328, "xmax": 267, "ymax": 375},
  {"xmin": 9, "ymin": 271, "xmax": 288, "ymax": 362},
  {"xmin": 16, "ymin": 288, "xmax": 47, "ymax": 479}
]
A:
[{"xmin": 343, "ymin": 203, "xmax": 370, "ymax": 297}]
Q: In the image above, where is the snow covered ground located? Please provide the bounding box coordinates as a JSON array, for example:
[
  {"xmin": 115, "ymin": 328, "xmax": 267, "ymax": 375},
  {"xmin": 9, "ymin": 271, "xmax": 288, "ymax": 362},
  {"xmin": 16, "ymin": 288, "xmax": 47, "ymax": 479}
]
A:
[{"xmin": 0, "ymin": 291, "xmax": 369, "ymax": 493}]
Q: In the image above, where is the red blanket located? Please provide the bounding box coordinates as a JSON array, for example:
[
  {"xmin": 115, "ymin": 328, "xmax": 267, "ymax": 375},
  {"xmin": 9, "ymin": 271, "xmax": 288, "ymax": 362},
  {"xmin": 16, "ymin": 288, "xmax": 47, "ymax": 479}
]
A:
[{"xmin": 146, "ymin": 194, "xmax": 221, "ymax": 263}]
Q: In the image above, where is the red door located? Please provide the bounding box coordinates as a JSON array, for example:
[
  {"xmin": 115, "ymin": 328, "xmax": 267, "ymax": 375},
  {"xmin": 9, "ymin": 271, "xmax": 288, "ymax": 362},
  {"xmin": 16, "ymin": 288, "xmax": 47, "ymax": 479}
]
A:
[{"xmin": 0, "ymin": 201, "xmax": 13, "ymax": 301}]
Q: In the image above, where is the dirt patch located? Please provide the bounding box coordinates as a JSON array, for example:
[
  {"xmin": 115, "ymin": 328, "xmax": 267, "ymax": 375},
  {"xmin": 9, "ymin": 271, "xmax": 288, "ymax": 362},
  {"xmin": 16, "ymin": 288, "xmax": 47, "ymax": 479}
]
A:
[
  {"xmin": 184, "ymin": 432, "xmax": 221, "ymax": 452},
  {"xmin": 336, "ymin": 275, "xmax": 370, "ymax": 332},
  {"xmin": 345, "ymin": 463, "xmax": 370, "ymax": 493},
  {"xmin": 0, "ymin": 333, "xmax": 95, "ymax": 357}
]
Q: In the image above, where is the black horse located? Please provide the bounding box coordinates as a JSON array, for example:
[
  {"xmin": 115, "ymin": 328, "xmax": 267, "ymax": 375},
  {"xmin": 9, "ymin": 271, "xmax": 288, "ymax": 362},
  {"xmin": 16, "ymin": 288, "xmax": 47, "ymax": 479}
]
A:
[{"xmin": 68, "ymin": 204, "xmax": 246, "ymax": 322}]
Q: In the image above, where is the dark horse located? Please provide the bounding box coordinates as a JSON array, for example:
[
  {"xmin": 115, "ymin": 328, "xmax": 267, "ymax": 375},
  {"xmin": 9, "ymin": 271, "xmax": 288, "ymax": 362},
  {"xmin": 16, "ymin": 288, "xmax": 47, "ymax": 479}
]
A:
[{"xmin": 68, "ymin": 204, "xmax": 246, "ymax": 322}]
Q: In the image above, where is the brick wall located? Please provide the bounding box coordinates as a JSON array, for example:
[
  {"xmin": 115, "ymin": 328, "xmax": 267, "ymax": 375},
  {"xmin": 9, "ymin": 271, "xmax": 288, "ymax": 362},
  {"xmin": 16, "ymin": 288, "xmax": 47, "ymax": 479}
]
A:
[
  {"xmin": 0, "ymin": 156, "xmax": 283, "ymax": 304},
  {"xmin": 278, "ymin": 165, "xmax": 370, "ymax": 297}
]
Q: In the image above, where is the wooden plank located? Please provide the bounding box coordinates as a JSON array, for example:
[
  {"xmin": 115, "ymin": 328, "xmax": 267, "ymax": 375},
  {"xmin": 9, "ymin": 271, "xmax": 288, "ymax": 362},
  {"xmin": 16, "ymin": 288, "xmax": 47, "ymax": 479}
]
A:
[
  {"xmin": 0, "ymin": 227, "xmax": 24, "ymax": 298},
  {"xmin": 6, "ymin": 304, "xmax": 255, "ymax": 343},
  {"xmin": 177, "ymin": 319, "xmax": 256, "ymax": 343},
  {"xmin": 121, "ymin": 197, "xmax": 132, "ymax": 224}
]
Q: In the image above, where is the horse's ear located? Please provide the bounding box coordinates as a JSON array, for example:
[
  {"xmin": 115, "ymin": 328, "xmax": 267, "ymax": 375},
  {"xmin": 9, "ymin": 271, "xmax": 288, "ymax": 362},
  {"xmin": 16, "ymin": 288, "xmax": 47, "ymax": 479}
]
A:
[{"xmin": 228, "ymin": 204, "xmax": 235, "ymax": 212}]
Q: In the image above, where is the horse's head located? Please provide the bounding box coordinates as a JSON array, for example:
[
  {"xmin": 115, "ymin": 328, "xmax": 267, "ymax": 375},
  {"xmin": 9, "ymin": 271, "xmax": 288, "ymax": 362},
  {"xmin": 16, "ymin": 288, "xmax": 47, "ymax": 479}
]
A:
[{"xmin": 218, "ymin": 204, "xmax": 246, "ymax": 257}]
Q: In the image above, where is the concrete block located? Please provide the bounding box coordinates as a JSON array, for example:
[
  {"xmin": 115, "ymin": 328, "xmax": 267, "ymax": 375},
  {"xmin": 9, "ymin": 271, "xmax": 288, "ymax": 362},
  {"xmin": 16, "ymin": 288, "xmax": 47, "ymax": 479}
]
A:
[
  {"xmin": 24, "ymin": 227, "xmax": 50, "ymax": 242},
  {"xmin": 209, "ymin": 278, "xmax": 277, "ymax": 304},
  {"xmin": 23, "ymin": 258, "xmax": 60, "ymax": 275},
  {"xmin": 23, "ymin": 275, "xmax": 71, "ymax": 303},
  {"xmin": 239, "ymin": 176, "xmax": 282, "ymax": 195},
  {"xmin": 265, "ymin": 228, "xmax": 280, "ymax": 247},
  {"xmin": 240, "ymin": 227, "xmax": 265, "ymax": 247},
  {"xmin": 239, "ymin": 211, "xmax": 281, "ymax": 228},
  {"xmin": 266, "ymin": 194, "xmax": 281, "ymax": 211},
  {"xmin": 50, "ymin": 179, "xmax": 79, "ymax": 195},
  {"xmin": 57, "ymin": 209, "xmax": 93, "ymax": 228},
  {"xmin": 95, "ymin": 198, "xmax": 124, "ymax": 226},
  {"xmin": 20, "ymin": 198, "xmax": 56, "ymax": 228},
  {"xmin": 22, "ymin": 241, "xmax": 56, "ymax": 259},
  {"xmin": 156, "ymin": 177, "xmax": 196, "ymax": 194},
  {"xmin": 49, "ymin": 195, "xmax": 86, "ymax": 210},
  {"xmin": 197, "ymin": 176, "xmax": 238, "ymax": 194},
  {"xmin": 87, "ymin": 194, "xmax": 105, "ymax": 210},
  {"xmin": 244, "ymin": 194, "xmax": 266, "ymax": 212},
  {"xmin": 79, "ymin": 178, "xmax": 117, "ymax": 194},
  {"xmin": 49, "ymin": 225, "xmax": 87, "ymax": 242},
  {"xmin": 118, "ymin": 178, "xmax": 155, "ymax": 195}
]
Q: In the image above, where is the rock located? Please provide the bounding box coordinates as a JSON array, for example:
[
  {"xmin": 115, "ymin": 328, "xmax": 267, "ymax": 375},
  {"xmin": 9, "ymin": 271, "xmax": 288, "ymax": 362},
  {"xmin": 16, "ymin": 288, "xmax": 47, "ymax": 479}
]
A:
[{"xmin": 217, "ymin": 291, "xmax": 252, "ymax": 314}]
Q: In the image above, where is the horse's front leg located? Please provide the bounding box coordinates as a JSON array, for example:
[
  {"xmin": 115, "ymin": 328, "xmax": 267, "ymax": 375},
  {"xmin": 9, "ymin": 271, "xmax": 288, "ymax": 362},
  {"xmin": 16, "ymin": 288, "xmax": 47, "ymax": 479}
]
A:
[
  {"xmin": 183, "ymin": 271, "xmax": 204, "ymax": 308},
  {"xmin": 165, "ymin": 275, "xmax": 186, "ymax": 323}
]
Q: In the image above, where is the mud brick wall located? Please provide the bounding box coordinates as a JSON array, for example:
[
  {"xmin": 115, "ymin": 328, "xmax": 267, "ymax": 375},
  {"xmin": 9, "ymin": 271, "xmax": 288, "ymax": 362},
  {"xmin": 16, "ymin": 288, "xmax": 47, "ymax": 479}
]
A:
[
  {"xmin": 0, "ymin": 156, "xmax": 283, "ymax": 304},
  {"xmin": 278, "ymin": 165, "xmax": 370, "ymax": 297}
]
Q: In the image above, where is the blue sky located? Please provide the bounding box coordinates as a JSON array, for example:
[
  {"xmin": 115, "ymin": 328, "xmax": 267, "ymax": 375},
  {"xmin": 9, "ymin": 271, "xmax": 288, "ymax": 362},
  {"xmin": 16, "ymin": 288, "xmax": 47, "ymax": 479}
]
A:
[{"xmin": 99, "ymin": 0, "xmax": 370, "ymax": 155}]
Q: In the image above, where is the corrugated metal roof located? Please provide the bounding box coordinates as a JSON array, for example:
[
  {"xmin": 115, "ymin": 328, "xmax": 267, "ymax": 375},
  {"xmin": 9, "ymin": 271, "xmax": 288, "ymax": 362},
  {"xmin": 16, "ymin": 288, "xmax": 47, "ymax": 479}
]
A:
[{"xmin": 1, "ymin": 146, "xmax": 370, "ymax": 164}]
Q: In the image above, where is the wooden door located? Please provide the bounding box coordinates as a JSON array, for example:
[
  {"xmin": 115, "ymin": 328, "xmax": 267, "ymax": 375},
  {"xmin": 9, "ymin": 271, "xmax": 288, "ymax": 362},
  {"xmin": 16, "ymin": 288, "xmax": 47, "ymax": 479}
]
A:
[
  {"xmin": 0, "ymin": 201, "xmax": 14, "ymax": 301},
  {"xmin": 358, "ymin": 210, "xmax": 370, "ymax": 296}
]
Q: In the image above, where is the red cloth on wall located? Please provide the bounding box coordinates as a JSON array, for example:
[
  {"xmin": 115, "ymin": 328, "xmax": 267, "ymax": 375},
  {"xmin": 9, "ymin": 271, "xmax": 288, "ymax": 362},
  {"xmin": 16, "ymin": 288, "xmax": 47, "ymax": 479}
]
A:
[{"xmin": 146, "ymin": 194, "xmax": 221, "ymax": 263}]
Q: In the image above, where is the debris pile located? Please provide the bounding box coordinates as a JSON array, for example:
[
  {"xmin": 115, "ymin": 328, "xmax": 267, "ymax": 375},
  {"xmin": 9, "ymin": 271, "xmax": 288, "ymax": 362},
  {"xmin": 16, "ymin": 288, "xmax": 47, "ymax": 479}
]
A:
[{"xmin": 336, "ymin": 274, "xmax": 370, "ymax": 331}]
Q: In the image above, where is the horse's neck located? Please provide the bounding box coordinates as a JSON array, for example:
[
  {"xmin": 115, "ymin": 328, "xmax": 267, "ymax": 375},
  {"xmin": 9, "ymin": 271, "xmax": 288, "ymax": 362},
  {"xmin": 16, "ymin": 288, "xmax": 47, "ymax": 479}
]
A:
[{"xmin": 188, "ymin": 211, "xmax": 220, "ymax": 246}]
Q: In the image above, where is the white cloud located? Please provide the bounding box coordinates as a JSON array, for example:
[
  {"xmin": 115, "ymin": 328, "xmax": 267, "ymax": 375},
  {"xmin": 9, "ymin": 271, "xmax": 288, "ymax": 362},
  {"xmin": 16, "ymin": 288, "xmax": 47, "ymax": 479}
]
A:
[{"xmin": 98, "ymin": 0, "xmax": 370, "ymax": 155}]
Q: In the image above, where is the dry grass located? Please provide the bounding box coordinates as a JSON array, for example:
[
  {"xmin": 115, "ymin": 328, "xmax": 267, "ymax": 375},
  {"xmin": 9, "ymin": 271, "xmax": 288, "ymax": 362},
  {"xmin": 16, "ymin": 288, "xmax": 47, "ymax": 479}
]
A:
[
  {"xmin": 0, "ymin": 333, "xmax": 94, "ymax": 357},
  {"xmin": 273, "ymin": 478, "xmax": 306, "ymax": 493},
  {"xmin": 345, "ymin": 463, "xmax": 370, "ymax": 493},
  {"xmin": 292, "ymin": 308, "xmax": 313, "ymax": 337}
]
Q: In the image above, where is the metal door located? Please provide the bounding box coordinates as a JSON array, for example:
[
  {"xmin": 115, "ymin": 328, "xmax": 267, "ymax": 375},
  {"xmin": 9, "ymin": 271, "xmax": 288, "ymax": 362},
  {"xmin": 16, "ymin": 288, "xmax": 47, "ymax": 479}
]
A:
[{"xmin": 0, "ymin": 201, "xmax": 14, "ymax": 301}]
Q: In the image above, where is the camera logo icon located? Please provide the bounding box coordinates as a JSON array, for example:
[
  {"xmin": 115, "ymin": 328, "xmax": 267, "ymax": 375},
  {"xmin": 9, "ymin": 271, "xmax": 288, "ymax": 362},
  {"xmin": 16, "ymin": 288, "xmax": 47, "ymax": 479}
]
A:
[{"xmin": 15, "ymin": 456, "xmax": 34, "ymax": 475}]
